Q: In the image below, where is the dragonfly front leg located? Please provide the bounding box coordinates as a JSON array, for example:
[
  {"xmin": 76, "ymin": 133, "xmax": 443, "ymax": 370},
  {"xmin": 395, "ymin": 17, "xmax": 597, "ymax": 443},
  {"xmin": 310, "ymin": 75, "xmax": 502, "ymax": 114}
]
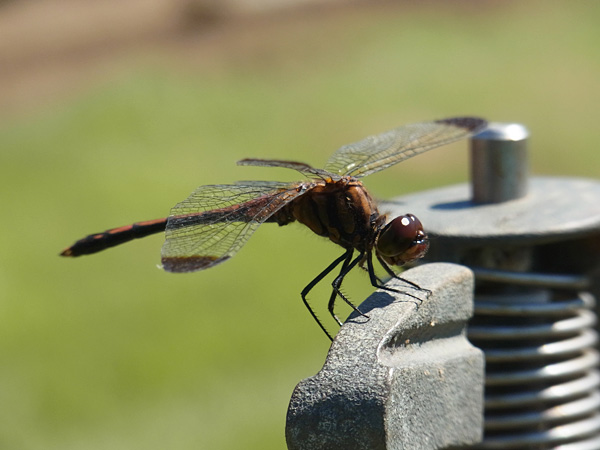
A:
[{"xmin": 369, "ymin": 253, "xmax": 431, "ymax": 304}]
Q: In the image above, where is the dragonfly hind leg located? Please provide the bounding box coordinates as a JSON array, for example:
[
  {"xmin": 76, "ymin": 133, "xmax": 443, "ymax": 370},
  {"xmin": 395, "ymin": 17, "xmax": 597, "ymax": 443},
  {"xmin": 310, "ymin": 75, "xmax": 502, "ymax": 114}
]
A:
[
  {"xmin": 300, "ymin": 248, "xmax": 369, "ymax": 341},
  {"xmin": 301, "ymin": 250, "xmax": 351, "ymax": 341}
]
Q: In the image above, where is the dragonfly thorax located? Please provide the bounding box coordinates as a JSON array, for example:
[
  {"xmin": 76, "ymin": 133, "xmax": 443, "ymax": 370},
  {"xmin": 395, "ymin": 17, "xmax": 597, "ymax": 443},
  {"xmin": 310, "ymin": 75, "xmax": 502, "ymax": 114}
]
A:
[{"xmin": 275, "ymin": 177, "xmax": 381, "ymax": 252}]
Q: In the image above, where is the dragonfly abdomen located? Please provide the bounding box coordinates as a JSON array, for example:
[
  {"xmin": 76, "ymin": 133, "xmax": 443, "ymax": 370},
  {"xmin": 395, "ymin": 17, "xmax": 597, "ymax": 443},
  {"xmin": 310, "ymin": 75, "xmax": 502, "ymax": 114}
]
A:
[{"xmin": 60, "ymin": 218, "xmax": 167, "ymax": 257}]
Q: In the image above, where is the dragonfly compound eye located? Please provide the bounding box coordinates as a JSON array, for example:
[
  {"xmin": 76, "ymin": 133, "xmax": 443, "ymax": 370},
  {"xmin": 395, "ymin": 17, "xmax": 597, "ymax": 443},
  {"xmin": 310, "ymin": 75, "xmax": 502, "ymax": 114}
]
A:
[{"xmin": 376, "ymin": 214, "xmax": 429, "ymax": 266}]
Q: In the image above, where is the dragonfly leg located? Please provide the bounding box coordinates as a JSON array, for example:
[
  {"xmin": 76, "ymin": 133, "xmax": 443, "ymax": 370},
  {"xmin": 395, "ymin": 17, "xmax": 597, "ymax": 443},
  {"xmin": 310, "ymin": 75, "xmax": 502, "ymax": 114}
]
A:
[
  {"xmin": 375, "ymin": 253, "xmax": 427, "ymax": 291},
  {"xmin": 328, "ymin": 250, "xmax": 368, "ymax": 325},
  {"xmin": 370, "ymin": 254, "xmax": 431, "ymax": 305},
  {"xmin": 301, "ymin": 250, "xmax": 351, "ymax": 341},
  {"xmin": 360, "ymin": 263, "xmax": 387, "ymax": 287}
]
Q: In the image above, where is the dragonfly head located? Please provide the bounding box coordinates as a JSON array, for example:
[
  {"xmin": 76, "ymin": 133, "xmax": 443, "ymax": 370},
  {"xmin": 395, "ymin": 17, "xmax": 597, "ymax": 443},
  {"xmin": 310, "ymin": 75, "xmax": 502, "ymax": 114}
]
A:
[{"xmin": 376, "ymin": 214, "xmax": 429, "ymax": 266}]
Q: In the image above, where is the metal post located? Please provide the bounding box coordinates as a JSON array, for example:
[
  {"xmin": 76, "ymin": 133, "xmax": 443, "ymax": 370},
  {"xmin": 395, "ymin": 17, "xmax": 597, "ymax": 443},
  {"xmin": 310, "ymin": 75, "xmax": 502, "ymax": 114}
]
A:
[
  {"xmin": 470, "ymin": 123, "xmax": 529, "ymax": 204},
  {"xmin": 383, "ymin": 122, "xmax": 600, "ymax": 448}
]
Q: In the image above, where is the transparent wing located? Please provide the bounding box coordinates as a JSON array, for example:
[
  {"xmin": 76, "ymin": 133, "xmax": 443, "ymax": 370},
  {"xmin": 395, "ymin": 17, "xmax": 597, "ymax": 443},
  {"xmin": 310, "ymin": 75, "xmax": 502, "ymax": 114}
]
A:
[
  {"xmin": 237, "ymin": 158, "xmax": 336, "ymax": 180},
  {"xmin": 161, "ymin": 181, "xmax": 310, "ymax": 273},
  {"xmin": 323, "ymin": 117, "xmax": 487, "ymax": 178}
]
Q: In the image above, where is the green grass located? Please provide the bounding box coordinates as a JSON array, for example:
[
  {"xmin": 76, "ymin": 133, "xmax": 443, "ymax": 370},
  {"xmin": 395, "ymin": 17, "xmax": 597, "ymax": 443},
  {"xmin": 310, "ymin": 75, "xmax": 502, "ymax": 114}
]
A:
[{"xmin": 1, "ymin": 2, "xmax": 599, "ymax": 449}]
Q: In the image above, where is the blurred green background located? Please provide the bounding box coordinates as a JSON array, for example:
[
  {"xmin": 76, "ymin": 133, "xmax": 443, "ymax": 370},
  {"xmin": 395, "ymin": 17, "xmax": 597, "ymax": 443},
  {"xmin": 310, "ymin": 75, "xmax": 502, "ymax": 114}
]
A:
[{"xmin": 1, "ymin": 1, "xmax": 598, "ymax": 449}]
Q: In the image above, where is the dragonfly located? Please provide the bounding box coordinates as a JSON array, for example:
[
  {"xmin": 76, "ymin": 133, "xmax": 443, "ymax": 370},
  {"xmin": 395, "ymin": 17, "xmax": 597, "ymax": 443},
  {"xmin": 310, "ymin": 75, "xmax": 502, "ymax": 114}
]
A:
[{"xmin": 61, "ymin": 116, "xmax": 487, "ymax": 340}]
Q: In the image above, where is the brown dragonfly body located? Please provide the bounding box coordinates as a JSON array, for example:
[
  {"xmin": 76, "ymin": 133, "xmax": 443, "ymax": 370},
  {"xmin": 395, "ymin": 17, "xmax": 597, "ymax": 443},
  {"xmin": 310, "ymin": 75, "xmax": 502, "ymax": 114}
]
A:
[
  {"xmin": 272, "ymin": 177, "xmax": 379, "ymax": 250},
  {"xmin": 61, "ymin": 117, "xmax": 487, "ymax": 339}
]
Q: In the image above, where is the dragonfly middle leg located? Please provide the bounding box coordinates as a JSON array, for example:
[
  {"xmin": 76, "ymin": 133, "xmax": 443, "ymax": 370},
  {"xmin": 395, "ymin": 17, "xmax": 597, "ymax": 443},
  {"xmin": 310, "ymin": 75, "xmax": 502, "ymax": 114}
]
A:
[{"xmin": 327, "ymin": 250, "xmax": 368, "ymax": 326}]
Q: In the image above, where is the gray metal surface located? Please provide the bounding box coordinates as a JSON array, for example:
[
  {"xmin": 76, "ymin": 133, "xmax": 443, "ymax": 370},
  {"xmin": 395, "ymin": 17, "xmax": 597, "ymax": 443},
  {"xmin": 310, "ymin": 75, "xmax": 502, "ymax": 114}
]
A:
[
  {"xmin": 286, "ymin": 263, "xmax": 484, "ymax": 450},
  {"xmin": 383, "ymin": 177, "xmax": 600, "ymax": 244},
  {"xmin": 470, "ymin": 122, "xmax": 529, "ymax": 204}
]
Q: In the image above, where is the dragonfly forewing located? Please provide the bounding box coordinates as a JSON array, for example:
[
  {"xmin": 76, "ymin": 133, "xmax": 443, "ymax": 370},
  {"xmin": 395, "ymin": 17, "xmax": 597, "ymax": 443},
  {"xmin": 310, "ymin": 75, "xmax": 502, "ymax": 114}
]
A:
[{"xmin": 324, "ymin": 117, "xmax": 487, "ymax": 178}]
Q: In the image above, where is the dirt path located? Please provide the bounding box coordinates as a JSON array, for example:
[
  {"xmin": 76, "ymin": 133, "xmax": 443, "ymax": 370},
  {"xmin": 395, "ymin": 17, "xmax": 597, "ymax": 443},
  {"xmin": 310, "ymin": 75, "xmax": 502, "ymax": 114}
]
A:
[{"xmin": 0, "ymin": 0, "xmax": 351, "ymax": 119}]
